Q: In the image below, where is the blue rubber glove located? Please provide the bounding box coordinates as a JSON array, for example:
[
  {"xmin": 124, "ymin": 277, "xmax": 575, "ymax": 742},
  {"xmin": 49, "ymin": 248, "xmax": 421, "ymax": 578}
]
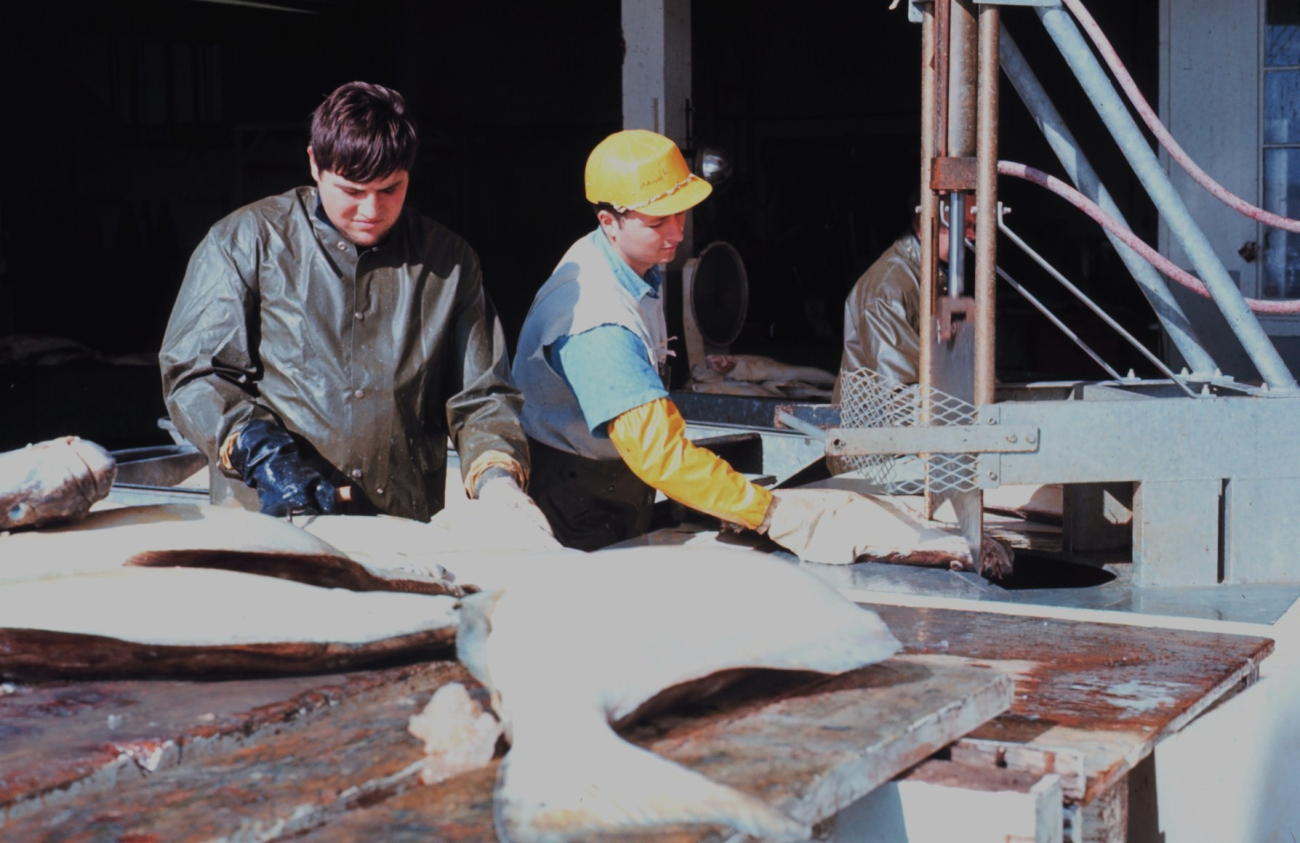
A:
[{"xmin": 226, "ymin": 419, "xmax": 341, "ymax": 517}]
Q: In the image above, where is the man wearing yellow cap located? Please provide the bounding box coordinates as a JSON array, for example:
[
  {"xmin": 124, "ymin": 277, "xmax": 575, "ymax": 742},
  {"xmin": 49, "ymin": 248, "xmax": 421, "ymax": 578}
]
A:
[{"xmin": 512, "ymin": 129, "xmax": 850, "ymax": 558}]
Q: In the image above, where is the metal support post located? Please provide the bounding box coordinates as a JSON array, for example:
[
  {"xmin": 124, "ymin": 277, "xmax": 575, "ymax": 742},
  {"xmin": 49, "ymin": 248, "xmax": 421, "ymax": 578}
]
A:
[
  {"xmin": 998, "ymin": 25, "xmax": 1218, "ymax": 376},
  {"xmin": 919, "ymin": 0, "xmax": 938, "ymax": 393},
  {"xmin": 1037, "ymin": 7, "xmax": 1297, "ymax": 392},
  {"xmin": 947, "ymin": 0, "xmax": 977, "ymax": 160},
  {"xmin": 1223, "ymin": 477, "xmax": 1300, "ymax": 583},
  {"xmin": 974, "ymin": 4, "xmax": 998, "ymax": 407},
  {"xmin": 938, "ymin": 0, "xmax": 982, "ymax": 550},
  {"xmin": 1132, "ymin": 479, "xmax": 1220, "ymax": 587}
]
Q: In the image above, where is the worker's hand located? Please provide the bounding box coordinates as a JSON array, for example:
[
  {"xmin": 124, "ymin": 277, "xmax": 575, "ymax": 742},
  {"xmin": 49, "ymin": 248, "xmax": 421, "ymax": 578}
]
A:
[
  {"xmin": 226, "ymin": 419, "xmax": 341, "ymax": 518},
  {"xmin": 760, "ymin": 489, "xmax": 874, "ymax": 565},
  {"xmin": 473, "ymin": 469, "xmax": 556, "ymax": 539}
]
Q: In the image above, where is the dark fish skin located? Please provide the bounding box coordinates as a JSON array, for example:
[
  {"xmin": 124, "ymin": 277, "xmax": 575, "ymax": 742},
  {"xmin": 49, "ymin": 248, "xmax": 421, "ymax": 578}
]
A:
[
  {"xmin": 0, "ymin": 566, "xmax": 462, "ymax": 681},
  {"xmin": 0, "ymin": 624, "xmax": 457, "ymax": 681},
  {"xmin": 0, "ymin": 437, "xmax": 116, "ymax": 530}
]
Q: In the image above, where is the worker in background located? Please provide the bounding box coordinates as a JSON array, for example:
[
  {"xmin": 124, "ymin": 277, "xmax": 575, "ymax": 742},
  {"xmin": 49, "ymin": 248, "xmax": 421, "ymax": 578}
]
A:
[
  {"xmin": 834, "ymin": 189, "xmax": 978, "ymax": 394},
  {"xmin": 161, "ymin": 82, "xmax": 545, "ymax": 529},
  {"xmin": 512, "ymin": 129, "xmax": 855, "ymax": 558}
]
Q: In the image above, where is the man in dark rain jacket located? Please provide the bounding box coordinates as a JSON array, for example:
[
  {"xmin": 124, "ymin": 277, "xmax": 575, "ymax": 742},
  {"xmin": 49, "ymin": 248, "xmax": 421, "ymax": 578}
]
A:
[
  {"xmin": 160, "ymin": 82, "xmax": 542, "ymax": 525},
  {"xmin": 834, "ymin": 190, "xmax": 976, "ymax": 396}
]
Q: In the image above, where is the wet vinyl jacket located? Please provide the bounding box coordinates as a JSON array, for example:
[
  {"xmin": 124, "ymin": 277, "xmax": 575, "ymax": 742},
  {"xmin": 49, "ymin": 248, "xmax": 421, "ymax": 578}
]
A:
[
  {"xmin": 837, "ymin": 231, "xmax": 925, "ymax": 391},
  {"xmin": 160, "ymin": 186, "xmax": 527, "ymax": 521}
]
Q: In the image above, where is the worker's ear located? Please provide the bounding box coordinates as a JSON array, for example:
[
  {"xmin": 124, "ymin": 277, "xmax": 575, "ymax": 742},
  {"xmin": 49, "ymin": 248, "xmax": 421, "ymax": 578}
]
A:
[
  {"xmin": 595, "ymin": 208, "xmax": 618, "ymax": 231},
  {"xmin": 307, "ymin": 146, "xmax": 321, "ymax": 182}
]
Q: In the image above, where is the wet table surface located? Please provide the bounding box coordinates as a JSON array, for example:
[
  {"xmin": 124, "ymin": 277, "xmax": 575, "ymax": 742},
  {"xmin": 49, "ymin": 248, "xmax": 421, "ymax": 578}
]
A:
[{"xmin": 0, "ymin": 603, "xmax": 1270, "ymax": 841}]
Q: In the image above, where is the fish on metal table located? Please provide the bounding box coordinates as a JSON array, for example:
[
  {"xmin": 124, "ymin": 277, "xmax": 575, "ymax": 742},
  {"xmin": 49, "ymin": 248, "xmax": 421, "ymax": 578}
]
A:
[
  {"xmin": 705, "ymin": 353, "xmax": 837, "ymax": 388},
  {"xmin": 0, "ymin": 566, "xmax": 460, "ymax": 680},
  {"xmin": 455, "ymin": 548, "xmax": 901, "ymax": 843},
  {"xmin": 0, "ymin": 503, "xmax": 467, "ymax": 596},
  {"xmin": 0, "ymin": 436, "xmax": 115, "ymax": 530}
]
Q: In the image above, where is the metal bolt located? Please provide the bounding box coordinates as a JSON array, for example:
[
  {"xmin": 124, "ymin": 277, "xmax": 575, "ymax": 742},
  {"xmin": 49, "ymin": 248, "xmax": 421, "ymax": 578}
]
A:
[
  {"xmin": 987, "ymin": 471, "xmax": 999, "ymax": 481},
  {"xmin": 1005, "ymin": 433, "xmax": 1017, "ymax": 443},
  {"xmin": 1025, "ymin": 433, "xmax": 1037, "ymax": 444},
  {"xmin": 986, "ymin": 416, "xmax": 998, "ymax": 425}
]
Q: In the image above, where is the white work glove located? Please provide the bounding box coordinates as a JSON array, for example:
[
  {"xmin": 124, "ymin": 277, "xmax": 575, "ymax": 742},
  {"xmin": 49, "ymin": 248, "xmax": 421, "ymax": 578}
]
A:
[
  {"xmin": 761, "ymin": 488, "xmax": 1005, "ymax": 572},
  {"xmin": 760, "ymin": 489, "xmax": 873, "ymax": 565},
  {"xmin": 473, "ymin": 469, "xmax": 558, "ymax": 541}
]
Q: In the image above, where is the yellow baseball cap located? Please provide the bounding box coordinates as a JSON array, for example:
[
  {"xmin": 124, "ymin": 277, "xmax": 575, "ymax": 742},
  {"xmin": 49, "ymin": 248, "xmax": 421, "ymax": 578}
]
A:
[{"xmin": 585, "ymin": 129, "xmax": 713, "ymax": 216}]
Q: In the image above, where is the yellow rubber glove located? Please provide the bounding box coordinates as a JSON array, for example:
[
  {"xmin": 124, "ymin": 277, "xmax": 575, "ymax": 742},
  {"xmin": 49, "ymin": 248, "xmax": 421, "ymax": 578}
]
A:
[{"xmin": 608, "ymin": 398, "xmax": 773, "ymax": 530}]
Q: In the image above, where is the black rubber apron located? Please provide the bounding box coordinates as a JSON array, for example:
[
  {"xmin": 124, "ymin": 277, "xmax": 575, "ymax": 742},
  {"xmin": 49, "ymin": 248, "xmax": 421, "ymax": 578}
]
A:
[{"xmin": 526, "ymin": 436, "xmax": 656, "ymax": 551}]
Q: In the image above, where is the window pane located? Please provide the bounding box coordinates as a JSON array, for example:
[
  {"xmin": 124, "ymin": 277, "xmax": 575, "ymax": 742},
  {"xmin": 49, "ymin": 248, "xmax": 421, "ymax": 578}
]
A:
[
  {"xmin": 1267, "ymin": 0, "xmax": 1300, "ymax": 66},
  {"xmin": 1265, "ymin": 70, "xmax": 1300, "ymax": 144},
  {"xmin": 1262, "ymin": 148, "xmax": 1300, "ymax": 298}
]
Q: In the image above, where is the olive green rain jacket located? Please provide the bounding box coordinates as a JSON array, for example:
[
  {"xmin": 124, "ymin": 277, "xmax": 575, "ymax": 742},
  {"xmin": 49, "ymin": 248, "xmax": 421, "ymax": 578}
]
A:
[
  {"xmin": 159, "ymin": 187, "xmax": 528, "ymax": 521},
  {"xmin": 836, "ymin": 231, "xmax": 925, "ymax": 395}
]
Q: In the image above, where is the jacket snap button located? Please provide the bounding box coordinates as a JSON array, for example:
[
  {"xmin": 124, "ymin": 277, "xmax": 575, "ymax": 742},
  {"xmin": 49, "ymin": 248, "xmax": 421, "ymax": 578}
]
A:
[
  {"xmin": 351, "ymin": 469, "xmax": 363, "ymax": 479},
  {"xmin": 354, "ymin": 389, "xmax": 365, "ymax": 399}
]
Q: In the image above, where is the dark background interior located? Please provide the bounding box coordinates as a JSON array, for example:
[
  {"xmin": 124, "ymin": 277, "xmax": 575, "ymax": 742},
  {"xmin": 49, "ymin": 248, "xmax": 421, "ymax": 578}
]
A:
[{"xmin": 0, "ymin": 0, "xmax": 1162, "ymax": 451}]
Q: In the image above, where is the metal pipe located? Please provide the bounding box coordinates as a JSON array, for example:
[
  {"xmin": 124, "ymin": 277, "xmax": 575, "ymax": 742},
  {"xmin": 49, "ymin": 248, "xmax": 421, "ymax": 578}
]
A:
[
  {"xmin": 948, "ymin": 192, "xmax": 966, "ymax": 297},
  {"xmin": 983, "ymin": 248, "xmax": 1125, "ymax": 381},
  {"xmin": 973, "ymin": 4, "xmax": 998, "ymax": 407},
  {"xmin": 775, "ymin": 412, "xmax": 827, "ymax": 442},
  {"xmin": 1037, "ymin": 6, "xmax": 1298, "ymax": 391},
  {"xmin": 999, "ymin": 161, "xmax": 1300, "ymax": 315},
  {"xmin": 935, "ymin": 0, "xmax": 950, "ymax": 159},
  {"xmin": 944, "ymin": 0, "xmax": 981, "ymax": 538},
  {"xmin": 998, "ymin": 24, "xmax": 1217, "ymax": 376},
  {"xmin": 921, "ymin": 0, "xmax": 946, "ymax": 519},
  {"xmin": 919, "ymin": 0, "xmax": 938, "ymax": 391},
  {"xmin": 995, "ymin": 217, "xmax": 1202, "ymax": 399},
  {"xmin": 946, "ymin": 0, "xmax": 977, "ymax": 158},
  {"xmin": 1063, "ymin": 0, "xmax": 1300, "ymax": 235}
]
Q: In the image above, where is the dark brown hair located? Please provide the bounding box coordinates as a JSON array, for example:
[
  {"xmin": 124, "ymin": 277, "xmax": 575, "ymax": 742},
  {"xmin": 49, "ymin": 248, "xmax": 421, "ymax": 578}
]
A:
[
  {"xmin": 310, "ymin": 82, "xmax": 418, "ymax": 183},
  {"xmin": 592, "ymin": 202, "xmax": 627, "ymax": 222}
]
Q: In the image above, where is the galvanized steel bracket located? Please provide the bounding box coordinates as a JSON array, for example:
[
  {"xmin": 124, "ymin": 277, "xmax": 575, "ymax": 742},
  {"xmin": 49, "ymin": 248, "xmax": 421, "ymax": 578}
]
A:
[{"xmin": 823, "ymin": 424, "xmax": 1040, "ymax": 456}]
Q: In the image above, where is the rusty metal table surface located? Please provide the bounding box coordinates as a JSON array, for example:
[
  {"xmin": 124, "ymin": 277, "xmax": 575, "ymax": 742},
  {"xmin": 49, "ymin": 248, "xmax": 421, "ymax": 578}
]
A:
[
  {"xmin": 869, "ymin": 603, "xmax": 1273, "ymax": 803},
  {"xmin": 1, "ymin": 656, "xmax": 1010, "ymax": 842},
  {"xmin": 0, "ymin": 604, "xmax": 1270, "ymax": 841}
]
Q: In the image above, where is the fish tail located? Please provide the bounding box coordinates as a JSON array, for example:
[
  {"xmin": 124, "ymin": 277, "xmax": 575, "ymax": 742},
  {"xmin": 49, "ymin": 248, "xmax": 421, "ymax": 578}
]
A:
[{"xmin": 494, "ymin": 729, "xmax": 810, "ymax": 843}]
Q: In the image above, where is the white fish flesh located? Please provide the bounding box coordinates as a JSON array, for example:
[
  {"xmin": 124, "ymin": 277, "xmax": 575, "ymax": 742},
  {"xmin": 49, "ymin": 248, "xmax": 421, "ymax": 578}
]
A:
[
  {"xmin": 407, "ymin": 681, "xmax": 504, "ymax": 785},
  {"xmin": 0, "ymin": 436, "xmax": 116, "ymax": 530},
  {"xmin": 706, "ymin": 354, "xmax": 837, "ymax": 388},
  {"xmin": 301, "ymin": 505, "xmax": 569, "ymax": 595},
  {"xmin": 456, "ymin": 548, "xmax": 901, "ymax": 842},
  {"xmin": 297, "ymin": 512, "xmax": 458, "ymax": 581},
  {"xmin": 0, "ymin": 503, "xmax": 466, "ymax": 596},
  {"xmin": 767, "ymin": 488, "xmax": 1014, "ymax": 577},
  {"xmin": 0, "ymin": 566, "xmax": 460, "ymax": 680}
]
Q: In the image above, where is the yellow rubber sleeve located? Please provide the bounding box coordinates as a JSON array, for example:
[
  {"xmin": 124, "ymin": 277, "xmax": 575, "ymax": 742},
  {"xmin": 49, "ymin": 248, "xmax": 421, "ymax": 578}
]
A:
[{"xmin": 608, "ymin": 398, "xmax": 773, "ymax": 530}]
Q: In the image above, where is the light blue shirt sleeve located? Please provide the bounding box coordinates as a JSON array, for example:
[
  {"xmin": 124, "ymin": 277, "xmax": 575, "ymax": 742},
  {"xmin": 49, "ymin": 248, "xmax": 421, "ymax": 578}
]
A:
[{"xmin": 547, "ymin": 325, "xmax": 669, "ymax": 437}]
